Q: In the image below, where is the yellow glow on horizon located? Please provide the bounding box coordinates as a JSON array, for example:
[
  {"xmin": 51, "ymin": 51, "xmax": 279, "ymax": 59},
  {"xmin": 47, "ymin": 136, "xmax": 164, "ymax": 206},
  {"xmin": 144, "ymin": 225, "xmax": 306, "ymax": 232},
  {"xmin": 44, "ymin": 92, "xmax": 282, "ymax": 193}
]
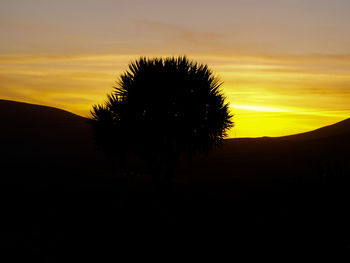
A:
[
  {"xmin": 228, "ymin": 106, "xmax": 350, "ymax": 138},
  {"xmin": 1, "ymin": 53, "xmax": 350, "ymax": 138},
  {"xmin": 230, "ymin": 104, "xmax": 292, "ymax": 113}
]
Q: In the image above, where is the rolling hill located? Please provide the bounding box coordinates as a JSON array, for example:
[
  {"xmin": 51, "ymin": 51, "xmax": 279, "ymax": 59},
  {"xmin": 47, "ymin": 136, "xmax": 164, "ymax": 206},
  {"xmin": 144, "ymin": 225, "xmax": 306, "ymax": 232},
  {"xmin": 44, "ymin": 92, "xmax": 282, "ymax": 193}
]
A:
[
  {"xmin": 281, "ymin": 117, "xmax": 350, "ymax": 141},
  {"xmin": 1, "ymin": 98, "xmax": 349, "ymax": 182},
  {"xmin": 1, "ymin": 99, "xmax": 350, "ymax": 254},
  {"xmin": 0, "ymin": 99, "xmax": 102, "ymax": 170}
]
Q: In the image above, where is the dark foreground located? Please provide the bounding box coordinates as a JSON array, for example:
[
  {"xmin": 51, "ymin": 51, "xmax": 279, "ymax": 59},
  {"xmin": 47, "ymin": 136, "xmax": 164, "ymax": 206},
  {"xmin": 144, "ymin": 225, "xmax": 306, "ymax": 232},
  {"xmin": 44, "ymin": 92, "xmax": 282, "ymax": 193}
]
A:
[
  {"xmin": 1, "ymin": 100, "xmax": 350, "ymax": 259},
  {"xmin": 2, "ymin": 162, "xmax": 350, "ymax": 260}
]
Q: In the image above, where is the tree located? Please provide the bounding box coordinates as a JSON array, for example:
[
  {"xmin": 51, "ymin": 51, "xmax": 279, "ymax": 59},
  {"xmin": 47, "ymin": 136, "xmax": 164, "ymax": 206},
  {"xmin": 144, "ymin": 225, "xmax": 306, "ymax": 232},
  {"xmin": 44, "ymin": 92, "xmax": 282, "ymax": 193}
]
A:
[{"xmin": 90, "ymin": 56, "xmax": 233, "ymax": 186}]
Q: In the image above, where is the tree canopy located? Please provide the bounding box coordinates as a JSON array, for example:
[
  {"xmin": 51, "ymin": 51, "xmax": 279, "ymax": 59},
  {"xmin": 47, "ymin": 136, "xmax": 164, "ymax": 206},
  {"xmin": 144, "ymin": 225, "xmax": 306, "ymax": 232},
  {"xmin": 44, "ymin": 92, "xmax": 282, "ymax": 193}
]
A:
[{"xmin": 90, "ymin": 56, "xmax": 233, "ymax": 166}]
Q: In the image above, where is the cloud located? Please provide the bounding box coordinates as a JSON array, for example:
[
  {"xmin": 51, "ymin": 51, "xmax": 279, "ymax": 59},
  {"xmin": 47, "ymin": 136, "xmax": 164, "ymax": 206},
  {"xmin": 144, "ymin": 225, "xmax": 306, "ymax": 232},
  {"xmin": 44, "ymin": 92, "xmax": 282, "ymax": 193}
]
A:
[
  {"xmin": 135, "ymin": 19, "xmax": 223, "ymax": 43},
  {"xmin": 1, "ymin": 50, "xmax": 349, "ymax": 136},
  {"xmin": 230, "ymin": 104, "xmax": 292, "ymax": 113}
]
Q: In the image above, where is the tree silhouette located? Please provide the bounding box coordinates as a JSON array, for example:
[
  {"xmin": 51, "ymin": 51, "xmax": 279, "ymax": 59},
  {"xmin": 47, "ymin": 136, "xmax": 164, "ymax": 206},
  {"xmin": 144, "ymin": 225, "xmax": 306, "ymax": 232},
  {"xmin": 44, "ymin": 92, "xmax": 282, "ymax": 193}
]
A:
[{"xmin": 90, "ymin": 56, "xmax": 233, "ymax": 187}]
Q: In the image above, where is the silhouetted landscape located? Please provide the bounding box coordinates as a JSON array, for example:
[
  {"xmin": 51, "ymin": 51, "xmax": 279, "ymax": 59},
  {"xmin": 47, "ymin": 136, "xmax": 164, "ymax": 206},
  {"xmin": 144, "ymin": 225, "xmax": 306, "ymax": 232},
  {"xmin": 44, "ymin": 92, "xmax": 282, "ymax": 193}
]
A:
[{"xmin": 1, "ymin": 99, "xmax": 350, "ymax": 258}]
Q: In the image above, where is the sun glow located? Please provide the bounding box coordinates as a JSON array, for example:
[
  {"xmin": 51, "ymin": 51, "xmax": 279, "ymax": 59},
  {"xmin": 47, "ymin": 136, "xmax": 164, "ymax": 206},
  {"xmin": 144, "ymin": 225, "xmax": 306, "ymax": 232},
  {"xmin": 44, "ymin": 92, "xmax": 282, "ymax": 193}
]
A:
[
  {"xmin": 2, "ymin": 0, "xmax": 350, "ymax": 138},
  {"xmin": 230, "ymin": 104, "xmax": 292, "ymax": 113},
  {"xmin": 1, "ymin": 53, "xmax": 350, "ymax": 138}
]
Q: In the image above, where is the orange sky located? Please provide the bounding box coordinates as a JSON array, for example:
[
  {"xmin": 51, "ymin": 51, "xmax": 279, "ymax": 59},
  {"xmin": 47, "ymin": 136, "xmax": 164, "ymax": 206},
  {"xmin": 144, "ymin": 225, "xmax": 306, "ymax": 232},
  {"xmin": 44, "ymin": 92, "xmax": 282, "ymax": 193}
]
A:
[{"xmin": 1, "ymin": 0, "xmax": 350, "ymax": 137}]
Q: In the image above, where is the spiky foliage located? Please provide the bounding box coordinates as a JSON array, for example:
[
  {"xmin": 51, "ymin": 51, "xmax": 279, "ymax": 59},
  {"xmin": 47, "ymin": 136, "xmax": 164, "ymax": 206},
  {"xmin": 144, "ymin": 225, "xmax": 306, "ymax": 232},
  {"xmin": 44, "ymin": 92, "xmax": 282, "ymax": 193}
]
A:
[{"xmin": 90, "ymin": 56, "xmax": 233, "ymax": 159}]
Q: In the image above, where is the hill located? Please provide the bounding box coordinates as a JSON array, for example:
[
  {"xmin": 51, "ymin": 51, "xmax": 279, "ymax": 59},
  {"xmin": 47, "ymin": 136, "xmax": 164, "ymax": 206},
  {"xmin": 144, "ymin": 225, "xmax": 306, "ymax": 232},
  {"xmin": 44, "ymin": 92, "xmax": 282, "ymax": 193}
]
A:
[
  {"xmin": 0, "ymin": 99, "xmax": 102, "ymax": 170},
  {"xmin": 1, "ymin": 99, "xmax": 350, "ymax": 255},
  {"xmin": 2, "ymin": 99, "xmax": 349, "ymax": 179},
  {"xmin": 1, "ymin": 98, "xmax": 350, "ymax": 187},
  {"xmin": 185, "ymin": 118, "xmax": 350, "ymax": 185},
  {"xmin": 281, "ymin": 117, "xmax": 350, "ymax": 141}
]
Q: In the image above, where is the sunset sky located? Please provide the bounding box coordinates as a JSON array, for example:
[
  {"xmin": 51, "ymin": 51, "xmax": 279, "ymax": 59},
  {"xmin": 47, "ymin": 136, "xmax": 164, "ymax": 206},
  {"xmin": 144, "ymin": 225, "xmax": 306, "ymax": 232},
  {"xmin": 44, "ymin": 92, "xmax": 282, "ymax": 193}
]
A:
[{"xmin": 1, "ymin": 0, "xmax": 350, "ymax": 137}]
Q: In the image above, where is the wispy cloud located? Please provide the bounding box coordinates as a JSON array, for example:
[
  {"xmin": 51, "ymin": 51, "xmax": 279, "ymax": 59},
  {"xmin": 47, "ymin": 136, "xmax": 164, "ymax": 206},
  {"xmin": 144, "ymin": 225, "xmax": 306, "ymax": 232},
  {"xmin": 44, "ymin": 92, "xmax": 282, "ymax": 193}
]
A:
[
  {"xmin": 230, "ymin": 104, "xmax": 292, "ymax": 113},
  {"xmin": 135, "ymin": 19, "xmax": 223, "ymax": 43}
]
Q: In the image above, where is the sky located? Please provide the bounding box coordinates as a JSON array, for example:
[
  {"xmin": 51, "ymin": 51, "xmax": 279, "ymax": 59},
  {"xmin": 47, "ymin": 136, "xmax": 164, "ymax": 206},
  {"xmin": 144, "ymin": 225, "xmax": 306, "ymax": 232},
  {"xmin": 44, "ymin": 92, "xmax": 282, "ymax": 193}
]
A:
[{"xmin": 1, "ymin": 0, "xmax": 350, "ymax": 137}]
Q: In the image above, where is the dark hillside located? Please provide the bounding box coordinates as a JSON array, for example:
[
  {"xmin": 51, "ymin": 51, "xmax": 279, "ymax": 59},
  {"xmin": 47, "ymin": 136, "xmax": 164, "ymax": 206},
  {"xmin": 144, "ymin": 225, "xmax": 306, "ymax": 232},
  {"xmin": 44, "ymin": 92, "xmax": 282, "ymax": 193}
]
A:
[
  {"xmin": 0, "ymin": 99, "xmax": 102, "ymax": 170},
  {"xmin": 280, "ymin": 117, "xmax": 350, "ymax": 141},
  {"xmin": 1, "ymin": 99, "xmax": 350, "ymax": 257}
]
